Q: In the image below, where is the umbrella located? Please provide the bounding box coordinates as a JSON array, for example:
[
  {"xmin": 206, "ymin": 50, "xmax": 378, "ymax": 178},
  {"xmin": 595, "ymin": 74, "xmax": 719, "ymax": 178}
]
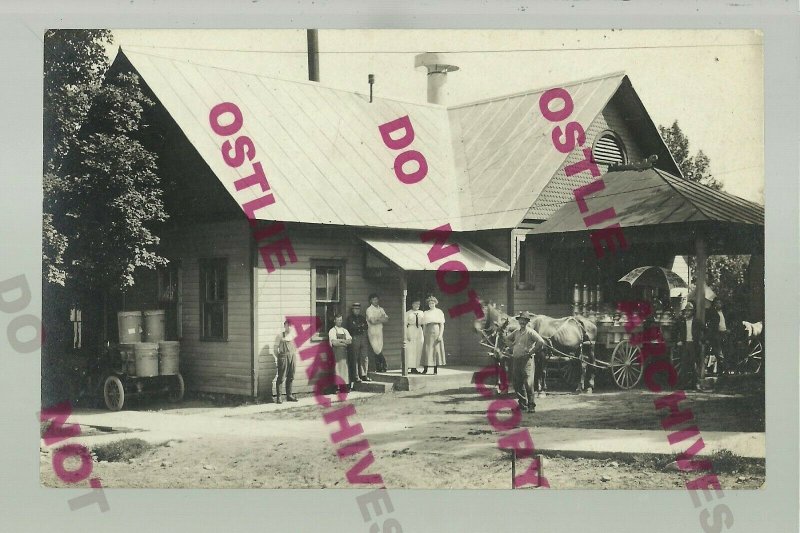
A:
[{"xmin": 618, "ymin": 266, "xmax": 688, "ymax": 291}]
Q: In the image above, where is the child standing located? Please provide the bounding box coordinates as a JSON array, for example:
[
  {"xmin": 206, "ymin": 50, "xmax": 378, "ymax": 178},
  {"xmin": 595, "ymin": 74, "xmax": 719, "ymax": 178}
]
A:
[{"xmin": 273, "ymin": 320, "xmax": 298, "ymax": 403}]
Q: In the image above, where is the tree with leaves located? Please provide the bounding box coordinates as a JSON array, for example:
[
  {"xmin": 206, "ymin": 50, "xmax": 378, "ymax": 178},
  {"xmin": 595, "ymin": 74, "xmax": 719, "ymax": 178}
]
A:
[
  {"xmin": 660, "ymin": 121, "xmax": 751, "ymax": 318},
  {"xmin": 43, "ymin": 30, "xmax": 168, "ymax": 374},
  {"xmin": 658, "ymin": 120, "xmax": 722, "ymax": 191},
  {"xmin": 44, "ymin": 30, "xmax": 167, "ymax": 291}
]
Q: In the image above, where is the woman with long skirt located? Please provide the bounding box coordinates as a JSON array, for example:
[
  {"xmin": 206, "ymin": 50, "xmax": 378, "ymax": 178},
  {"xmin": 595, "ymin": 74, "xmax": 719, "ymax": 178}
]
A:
[
  {"xmin": 420, "ymin": 295, "xmax": 446, "ymax": 375},
  {"xmin": 405, "ymin": 298, "xmax": 424, "ymax": 374}
]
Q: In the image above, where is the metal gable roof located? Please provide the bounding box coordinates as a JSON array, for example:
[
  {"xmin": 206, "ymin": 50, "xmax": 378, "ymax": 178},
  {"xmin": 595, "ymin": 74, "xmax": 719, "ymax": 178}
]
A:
[
  {"xmin": 528, "ymin": 168, "xmax": 764, "ymax": 235},
  {"xmin": 119, "ymin": 50, "xmax": 737, "ymax": 234},
  {"xmin": 448, "ymin": 72, "xmax": 628, "ymax": 231},
  {"xmin": 122, "ymin": 49, "xmax": 460, "ymax": 231}
]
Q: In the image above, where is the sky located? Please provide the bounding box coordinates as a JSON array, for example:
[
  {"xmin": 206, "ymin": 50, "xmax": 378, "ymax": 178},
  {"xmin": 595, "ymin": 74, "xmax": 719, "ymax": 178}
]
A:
[{"xmin": 107, "ymin": 29, "xmax": 764, "ymax": 203}]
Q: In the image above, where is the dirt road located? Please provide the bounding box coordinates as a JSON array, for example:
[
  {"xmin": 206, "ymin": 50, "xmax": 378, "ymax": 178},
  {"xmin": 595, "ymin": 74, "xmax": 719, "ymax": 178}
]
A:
[{"xmin": 41, "ymin": 382, "xmax": 765, "ymax": 490}]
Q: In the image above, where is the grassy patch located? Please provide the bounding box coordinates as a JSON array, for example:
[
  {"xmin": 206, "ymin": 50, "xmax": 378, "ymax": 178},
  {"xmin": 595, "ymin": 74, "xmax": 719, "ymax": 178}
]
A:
[
  {"xmin": 709, "ymin": 448, "xmax": 764, "ymax": 475},
  {"xmin": 92, "ymin": 438, "xmax": 155, "ymax": 463}
]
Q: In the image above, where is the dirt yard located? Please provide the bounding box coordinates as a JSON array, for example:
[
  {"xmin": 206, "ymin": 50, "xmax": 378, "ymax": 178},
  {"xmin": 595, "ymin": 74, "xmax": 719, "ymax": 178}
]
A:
[{"xmin": 41, "ymin": 378, "xmax": 765, "ymax": 490}]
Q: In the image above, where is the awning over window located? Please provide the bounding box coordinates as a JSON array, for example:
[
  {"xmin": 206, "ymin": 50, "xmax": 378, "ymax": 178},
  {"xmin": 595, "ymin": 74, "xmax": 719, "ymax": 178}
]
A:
[{"xmin": 358, "ymin": 235, "xmax": 510, "ymax": 272}]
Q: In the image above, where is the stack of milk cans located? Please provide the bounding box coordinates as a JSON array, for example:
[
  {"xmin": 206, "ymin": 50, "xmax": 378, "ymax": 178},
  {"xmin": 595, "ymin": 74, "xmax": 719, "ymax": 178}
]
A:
[{"xmin": 116, "ymin": 310, "xmax": 180, "ymax": 377}]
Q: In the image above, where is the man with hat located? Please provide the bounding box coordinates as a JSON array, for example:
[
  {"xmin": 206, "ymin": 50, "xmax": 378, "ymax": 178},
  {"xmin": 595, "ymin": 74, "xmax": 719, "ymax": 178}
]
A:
[
  {"xmin": 504, "ymin": 311, "xmax": 546, "ymax": 413},
  {"xmin": 346, "ymin": 302, "xmax": 371, "ymax": 382},
  {"xmin": 676, "ymin": 301, "xmax": 706, "ymax": 390}
]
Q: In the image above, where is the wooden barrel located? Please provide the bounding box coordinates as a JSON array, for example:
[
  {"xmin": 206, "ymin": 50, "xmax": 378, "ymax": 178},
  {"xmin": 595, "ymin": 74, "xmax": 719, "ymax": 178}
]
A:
[
  {"xmin": 117, "ymin": 311, "xmax": 142, "ymax": 344},
  {"xmin": 134, "ymin": 342, "xmax": 159, "ymax": 377},
  {"xmin": 158, "ymin": 341, "xmax": 180, "ymax": 375},
  {"xmin": 143, "ymin": 310, "xmax": 166, "ymax": 342}
]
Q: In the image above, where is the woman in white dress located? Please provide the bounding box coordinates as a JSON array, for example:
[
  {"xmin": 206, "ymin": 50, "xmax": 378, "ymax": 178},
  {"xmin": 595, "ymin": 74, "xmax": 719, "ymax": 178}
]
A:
[
  {"xmin": 420, "ymin": 295, "xmax": 446, "ymax": 375},
  {"xmin": 328, "ymin": 314, "xmax": 352, "ymax": 392},
  {"xmin": 405, "ymin": 298, "xmax": 424, "ymax": 374}
]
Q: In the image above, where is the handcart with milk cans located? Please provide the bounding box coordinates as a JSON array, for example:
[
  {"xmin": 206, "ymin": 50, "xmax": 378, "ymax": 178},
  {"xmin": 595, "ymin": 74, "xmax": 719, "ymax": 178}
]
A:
[{"xmin": 100, "ymin": 310, "xmax": 185, "ymax": 411}]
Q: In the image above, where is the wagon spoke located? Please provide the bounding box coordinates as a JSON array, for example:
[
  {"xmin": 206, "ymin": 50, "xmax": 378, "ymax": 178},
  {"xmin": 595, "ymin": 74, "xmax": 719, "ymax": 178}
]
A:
[{"xmin": 622, "ymin": 367, "xmax": 632, "ymax": 388}]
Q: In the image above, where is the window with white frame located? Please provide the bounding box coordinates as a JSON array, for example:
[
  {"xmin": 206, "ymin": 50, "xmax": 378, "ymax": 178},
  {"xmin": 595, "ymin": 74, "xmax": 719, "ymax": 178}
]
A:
[{"xmin": 312, "ymin": 262, "xmax": 344, "ymax": 337}]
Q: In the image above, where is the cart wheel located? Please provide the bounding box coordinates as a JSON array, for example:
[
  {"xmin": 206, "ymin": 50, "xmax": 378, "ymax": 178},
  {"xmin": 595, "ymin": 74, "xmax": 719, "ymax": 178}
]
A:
[
  {"xmin": 168, "ymin": 373, "xmax": 185, "ymax": 403},
  {"xmin": 610, "ymin": 342, "xmax": 643, "ymax": 389},
  {"xmin": 740, "ymin": 342, "xmax": 763, "ymax": 374},
  {"xmin": 103, "ymin": 375, "xmax": 125, "ymax": 411}
]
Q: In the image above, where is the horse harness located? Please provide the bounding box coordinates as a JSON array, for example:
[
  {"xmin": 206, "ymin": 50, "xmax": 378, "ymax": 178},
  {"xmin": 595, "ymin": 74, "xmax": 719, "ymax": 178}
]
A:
[{"xmin": 539, "ymin": 316, "xmax": 601, "ymax": 368}]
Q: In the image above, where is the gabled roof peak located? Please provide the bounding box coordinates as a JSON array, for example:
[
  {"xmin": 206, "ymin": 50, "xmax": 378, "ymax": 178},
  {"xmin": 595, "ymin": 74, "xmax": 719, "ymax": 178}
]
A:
[
  {"xmin": 448, "ymin": 71, "xmax": 628, "ymax": 110},
  {"xmin": 115, "ymin": 48, "xmax": 687, "ymax": 231},
  {"xmin": 119, "ymin": 46, "xmax": 448, "ymax": 111}
]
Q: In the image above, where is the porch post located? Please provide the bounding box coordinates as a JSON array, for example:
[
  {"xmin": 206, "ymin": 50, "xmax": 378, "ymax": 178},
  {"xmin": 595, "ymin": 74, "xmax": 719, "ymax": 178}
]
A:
[
  {"xmin": 401, "ymin": 271, "xmax": 408, "ymax": 377},
  {"xmin": 694, "ymin": 236, "xmax": 707, "ymax": 323}
]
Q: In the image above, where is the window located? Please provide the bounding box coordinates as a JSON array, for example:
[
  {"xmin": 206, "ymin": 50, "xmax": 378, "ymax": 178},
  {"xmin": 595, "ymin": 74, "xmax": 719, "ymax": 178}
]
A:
[
  {"xmin": 69, "ymin": 304, "xmax": 82, "ymax": 349},
  {"xmin": 592, "ymin": 130, "xmax": 626, "ymax": 167},
  {"xmin": 200, "ymin": 258, "xmax": 227, "ymax": 340},
  {"xmin": 516, "ymin": 239, "xmax": 536, "ymax": 290},
  {"xmin": 312, "ymin": 263, "xmax": 343, "ymax": 336},
  {"xmin": 158, "ymin": 263, "xmax": 179, "ymax": 304}
]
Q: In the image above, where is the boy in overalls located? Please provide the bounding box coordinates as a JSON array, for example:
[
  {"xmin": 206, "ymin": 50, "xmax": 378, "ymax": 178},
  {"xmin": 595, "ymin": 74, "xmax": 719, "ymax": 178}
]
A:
[{"xmin": 273, "ymin": 320, "xmax": 298, "ymax": 403}]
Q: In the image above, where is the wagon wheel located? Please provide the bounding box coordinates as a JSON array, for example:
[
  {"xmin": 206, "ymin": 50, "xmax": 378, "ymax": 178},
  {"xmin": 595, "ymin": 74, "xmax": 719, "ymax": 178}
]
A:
[
  {"xmin": 610, "ymin": 341, "xmax": 643, "ymax": 389},
  {"xmin": 168, "ymin": 373, "xmax": 185, "ymax": 403},
  {"xmin": 103, "ymin": 375, "xmax": 125, "ymax": 411},
  {"xmin": 739, "ymin": 342, "xmax": 763, "ymax": 374}
]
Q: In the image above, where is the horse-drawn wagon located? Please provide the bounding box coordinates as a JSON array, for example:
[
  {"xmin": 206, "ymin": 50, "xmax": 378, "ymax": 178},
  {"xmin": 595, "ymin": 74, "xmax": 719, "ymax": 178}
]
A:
[{"xmin": 476, "ymin": 303, "xmax": 680, "ymax": 391}]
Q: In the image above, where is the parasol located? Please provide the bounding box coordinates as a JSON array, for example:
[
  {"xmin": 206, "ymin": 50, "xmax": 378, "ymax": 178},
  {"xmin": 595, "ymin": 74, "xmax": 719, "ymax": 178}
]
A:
[{"xmin": 618, "ymin": 266, "xmax": 688, "ymax": 291}]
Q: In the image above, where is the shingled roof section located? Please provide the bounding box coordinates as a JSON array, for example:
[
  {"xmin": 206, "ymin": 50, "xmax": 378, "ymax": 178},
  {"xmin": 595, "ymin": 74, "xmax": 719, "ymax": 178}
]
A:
[
  {"xmin": 528, "ymin": 167, "xmax": 764, "ymax": 236},
  {"xmin": 447, "ymin": 72, "xmax": 632, "ymax": 230},
  {"xmin": 524, "ymin": 76, "xmax": 683, "ymax": 221}
]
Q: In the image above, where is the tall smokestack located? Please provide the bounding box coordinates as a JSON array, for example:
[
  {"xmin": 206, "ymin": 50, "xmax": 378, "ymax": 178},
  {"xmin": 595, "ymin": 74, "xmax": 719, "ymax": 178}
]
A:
[
  {"xmin": 307, "ymin": 29, "xmax": 319, "ymax": 82},
  {"xmin": 414, "ymin": 52, "xmax": 459, "ymax": 104}
]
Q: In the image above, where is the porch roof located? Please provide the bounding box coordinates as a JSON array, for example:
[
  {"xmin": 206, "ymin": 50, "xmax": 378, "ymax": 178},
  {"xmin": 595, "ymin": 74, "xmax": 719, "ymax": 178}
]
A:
[
  {"xmin": 359, "ymin": 235, "xmax": 510, "ymax": 272},
  {"xmin": 529, "ymin": 167, "xmax": 764, "ymax": 235}
]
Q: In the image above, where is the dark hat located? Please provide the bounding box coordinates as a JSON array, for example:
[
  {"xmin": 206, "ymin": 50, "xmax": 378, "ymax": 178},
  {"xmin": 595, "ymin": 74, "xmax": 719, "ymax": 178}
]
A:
[
  {"xmin": 516, "ymin": 311, "xmax": 532, "ymax": 321},
  {"xmin": 352, "ymin": 302, "xmax": 361, "ymax": 308}
]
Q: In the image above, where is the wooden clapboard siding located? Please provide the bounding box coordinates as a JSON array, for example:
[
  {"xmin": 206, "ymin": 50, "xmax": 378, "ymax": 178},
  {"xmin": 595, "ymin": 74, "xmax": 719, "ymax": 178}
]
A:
[
  {"xmin": 255, "ymin": 227, "xmax": 403, "ymax": 396},
  {"xmin": 155, "ymin": 218, "xmax": 254, "ymax": 396},
  {"xmin": 513, "ymin": 243, "xmax": 571, "ymax": 319},
  {"xmin": 448, "ymin": 272, "xmax": 508, "ymax": 367},
  {"xmin": 446, "ymin": 230, "xmax": 513, "ymax": 366}
]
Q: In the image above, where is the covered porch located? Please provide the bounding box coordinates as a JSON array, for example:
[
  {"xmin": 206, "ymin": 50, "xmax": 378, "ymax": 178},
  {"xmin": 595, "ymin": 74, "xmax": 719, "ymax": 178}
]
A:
[
  {"xmin": 526, "ymin": 168, "xmax": 765, "ymax": 324},
  {"xmin": 358, "ymin": 232, "xmax": 510, "ymax": 380}
]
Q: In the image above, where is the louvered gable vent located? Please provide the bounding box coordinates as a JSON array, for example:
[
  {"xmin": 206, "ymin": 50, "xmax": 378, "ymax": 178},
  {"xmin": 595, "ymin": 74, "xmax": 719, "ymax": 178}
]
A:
[{"xmin": 592, "ymin": 131, "xmax": 626, "ymax": 166}]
